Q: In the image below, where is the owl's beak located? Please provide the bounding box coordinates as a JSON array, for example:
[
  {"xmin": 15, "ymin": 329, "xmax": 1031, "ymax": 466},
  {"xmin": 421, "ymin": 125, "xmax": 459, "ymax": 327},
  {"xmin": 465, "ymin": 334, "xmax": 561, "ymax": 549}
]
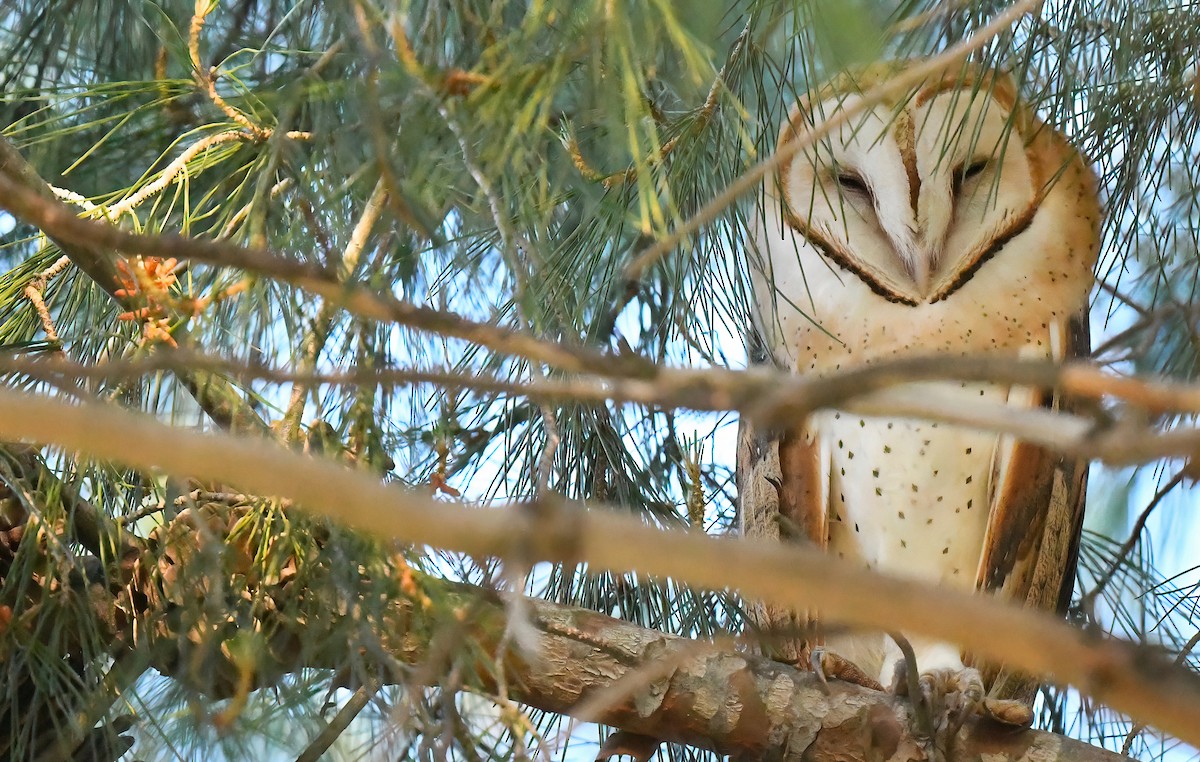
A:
[
  {"xmin": 897, "ymin": 242, "xmax": 935, "ymax": 295},
  {"xmin": 911, "ymin": 254, "xmax": 933, "ymax": 294}
]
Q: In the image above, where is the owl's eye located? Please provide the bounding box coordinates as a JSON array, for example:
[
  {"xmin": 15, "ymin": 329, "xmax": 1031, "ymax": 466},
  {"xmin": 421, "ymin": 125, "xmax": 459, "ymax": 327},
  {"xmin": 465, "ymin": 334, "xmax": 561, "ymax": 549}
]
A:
[
  {"xmin": 953, "ymin": 158, "xmax": 990, "ymax": 196},
  {"xmin": 961, "ymin": 159, "xmax": 989, "ymax": 181},
  {"xmin": 835, "ymin": 171, "xmax": 871, "ymax": 198}
]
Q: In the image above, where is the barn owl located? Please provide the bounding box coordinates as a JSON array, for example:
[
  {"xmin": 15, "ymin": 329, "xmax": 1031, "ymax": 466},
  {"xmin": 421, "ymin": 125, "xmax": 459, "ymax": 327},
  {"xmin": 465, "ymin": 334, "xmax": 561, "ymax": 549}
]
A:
[{"xmin": 738, "ymin": 61, "xmax": 1101, "ymax": 728}]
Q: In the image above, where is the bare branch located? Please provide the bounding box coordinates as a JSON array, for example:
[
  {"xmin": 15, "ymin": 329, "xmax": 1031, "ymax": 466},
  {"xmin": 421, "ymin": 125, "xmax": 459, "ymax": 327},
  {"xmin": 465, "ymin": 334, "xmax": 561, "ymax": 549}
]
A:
[
  {"xmin": 6, "ymin": 351, "xmax": 1200, "ymax": 466},
  {"xmin": 1120, "ymin": 630, "xmax": 1200, "ymax": 756}
]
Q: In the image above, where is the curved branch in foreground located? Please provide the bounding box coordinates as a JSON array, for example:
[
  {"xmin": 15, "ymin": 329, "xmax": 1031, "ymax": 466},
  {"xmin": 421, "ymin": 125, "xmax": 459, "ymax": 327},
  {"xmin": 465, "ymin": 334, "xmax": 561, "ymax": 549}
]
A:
[
  {"xmin": 4, "ymin": 511, "xmax": 1125, "ymax": 762},
  {"xmin": 0, "ymin": 388, "xmax": 1197, "ymax": 746}
]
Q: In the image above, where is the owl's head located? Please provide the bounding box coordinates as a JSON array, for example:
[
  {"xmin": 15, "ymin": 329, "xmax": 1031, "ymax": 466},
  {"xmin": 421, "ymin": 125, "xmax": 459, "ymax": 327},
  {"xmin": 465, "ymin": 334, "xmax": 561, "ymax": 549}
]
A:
[{"xmin": 773, "ymin": 62, "xmax": 1054, "ymax": 306}]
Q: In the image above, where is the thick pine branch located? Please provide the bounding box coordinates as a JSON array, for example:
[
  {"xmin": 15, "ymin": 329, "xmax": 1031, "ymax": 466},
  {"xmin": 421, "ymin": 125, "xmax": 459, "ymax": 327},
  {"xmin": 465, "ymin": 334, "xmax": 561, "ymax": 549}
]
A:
[{"xmin": 437, "ymin": 582, "xmax": 1131, "ymax": 762}]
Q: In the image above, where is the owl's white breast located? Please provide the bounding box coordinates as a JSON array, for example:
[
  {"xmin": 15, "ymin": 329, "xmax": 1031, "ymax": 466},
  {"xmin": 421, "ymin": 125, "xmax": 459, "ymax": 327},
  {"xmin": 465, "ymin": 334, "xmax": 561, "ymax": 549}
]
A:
[
  {"xmin": 819, "ymin": 387, "xmax": 1001, "ymax": 585},
  {"xmin": 810, "ymin": 382, "xmax": 1005, "ymax": 681}
]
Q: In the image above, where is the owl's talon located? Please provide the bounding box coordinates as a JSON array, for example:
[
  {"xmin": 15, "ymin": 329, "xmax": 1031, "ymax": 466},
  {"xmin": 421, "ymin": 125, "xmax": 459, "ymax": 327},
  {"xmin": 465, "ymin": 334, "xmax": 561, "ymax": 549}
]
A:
[
  {"xmin": 890, "ymin": 656, "xmax": 934, "ymax": 740},
  {"xmin": 807, "ymin": 648, "xmax": 885, "ymax": 692},
  {"xmin": 982, "ymin": 697, "xmax": 1034, "ymax": 727},
  {"xmin": 809, "ymin": 647, "xmax": 831, "ymax": 694},
  {"xmin": 922, "ymin": 667, "xmax": 984, "ymax": 744}
]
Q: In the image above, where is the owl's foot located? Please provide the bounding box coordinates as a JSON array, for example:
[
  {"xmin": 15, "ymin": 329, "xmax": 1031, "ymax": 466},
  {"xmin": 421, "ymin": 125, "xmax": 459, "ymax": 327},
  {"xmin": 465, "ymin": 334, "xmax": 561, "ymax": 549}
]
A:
[
  {"xmin": 808, "ymin": 647, "xmax": 885, "ymax": 693},
  {"xmin": 891, "ymin": 661, "xmax": 1033, "ymax": 754}
]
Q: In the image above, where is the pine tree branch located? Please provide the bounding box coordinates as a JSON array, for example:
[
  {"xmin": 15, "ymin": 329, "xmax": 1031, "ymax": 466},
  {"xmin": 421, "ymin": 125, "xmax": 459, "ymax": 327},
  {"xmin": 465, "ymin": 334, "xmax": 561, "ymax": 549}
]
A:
[
  {"xmin": 0, "ymin": 512, "xmax": 1132, "ymax": 762},
  {"xmin": 0, "ymin": 386, "xmax": 1196, "ymax": 746},
  {"xmin": 0, "ymin": 136, "xmax": 269, "ymax": 435},
  {"xmin": 252, "ymin": 563, "xmax": 1136, "ymax": 762},
  {"xmin": 424, "ymin": 581, "xmax": 1132, "ymax": 762},
  {"xmin": 0, "ymin": 168, "xmax": 651, "ymax": 380},
  {"xmin": 0, "ymin": 443, "xmax": 139, "ymax": 563}
]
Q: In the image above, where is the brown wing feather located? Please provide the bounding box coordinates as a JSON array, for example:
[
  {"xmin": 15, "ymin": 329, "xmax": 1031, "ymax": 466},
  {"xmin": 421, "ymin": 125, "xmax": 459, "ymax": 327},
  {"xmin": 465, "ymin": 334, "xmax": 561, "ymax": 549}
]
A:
[
  {"xmin": 737, "ymin": 335, "xmax": 829, "ymax": 664},
  {"xmin": 971, "ymin": 312, "xmax": 1089, "ymax": 700},
  {"xmin": 736, "ymin": 420, "xmax": 829, "ymax": 548},
  {"xmin": 737, "ymin": 416, "xmax": 828, "ymax": 664}
]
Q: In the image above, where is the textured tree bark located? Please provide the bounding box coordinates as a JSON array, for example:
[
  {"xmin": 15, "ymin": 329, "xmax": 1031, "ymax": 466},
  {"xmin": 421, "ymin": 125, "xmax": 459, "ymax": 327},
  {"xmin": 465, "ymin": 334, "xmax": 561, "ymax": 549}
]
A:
[
  {"xmin": 238, "ymin": 558, "xmax": 1129, "ymax": 762},
  {"xmin": 447, "ymin": 586, "xmax": 1131, "ymax": 762}
]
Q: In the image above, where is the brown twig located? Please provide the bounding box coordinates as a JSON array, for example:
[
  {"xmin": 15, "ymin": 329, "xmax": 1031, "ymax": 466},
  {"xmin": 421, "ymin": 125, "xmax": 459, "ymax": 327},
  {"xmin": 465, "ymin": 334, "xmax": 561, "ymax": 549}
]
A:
[
  {"xmin": 1079, "ymin": 471, "xmax": 1186, "ymax": 619},
  {"xmin": 350, "ymin": 3, "xmax": 443, "ymax": 238},
  {"xmin": 279, "ymin": 178, "xmax": 390, "ymax": 441},
  {"xmin": 1095, "ymin": 279, "xmax": 1150, "ymax": 318},
  {"xmin": 189, "ymin": 3, "xmax": 271, "ymax": 139},
  {"xmin": 9, "ymin": 351, "xmax": 1200, "ymax": 465},
  {"xmin": 1120, "ymin": 629, "xmax": 1200, "ymax": 755},
  {"xmin": 22, "ymin": 255, "xmax": 71, "ymax": 344},
  {"xmin": 2, "ymin": 349, "xmax": 1196, "ymax": 412},
  {"xmin": 185, "ymin": 4, "xmax": 311, "ymax": 144},
  {"xmin": 435, "ymin": 95, "xmax": 565, "ymax": 498},
  {"xmin": 294, "ymin": 681, "xmax": 380, "ymax": 762},
  {"xmin": 106, "ymin": 131, "xmax": 245, "ymax": 217}
]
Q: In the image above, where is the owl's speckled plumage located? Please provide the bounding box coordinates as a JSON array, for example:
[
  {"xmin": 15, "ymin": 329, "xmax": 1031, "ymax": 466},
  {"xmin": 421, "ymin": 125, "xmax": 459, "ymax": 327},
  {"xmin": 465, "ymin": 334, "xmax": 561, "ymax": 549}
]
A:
[{"xmin": 739, "ymin": 62, "xmax": 1101, "ymax": 692}]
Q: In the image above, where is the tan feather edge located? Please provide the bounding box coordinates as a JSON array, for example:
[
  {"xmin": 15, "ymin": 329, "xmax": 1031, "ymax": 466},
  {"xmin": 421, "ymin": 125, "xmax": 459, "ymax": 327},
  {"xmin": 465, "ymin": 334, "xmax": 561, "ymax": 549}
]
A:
[{"xmin": 970, "ymin": 313, "xmax": 1089, "ymax": 702}]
